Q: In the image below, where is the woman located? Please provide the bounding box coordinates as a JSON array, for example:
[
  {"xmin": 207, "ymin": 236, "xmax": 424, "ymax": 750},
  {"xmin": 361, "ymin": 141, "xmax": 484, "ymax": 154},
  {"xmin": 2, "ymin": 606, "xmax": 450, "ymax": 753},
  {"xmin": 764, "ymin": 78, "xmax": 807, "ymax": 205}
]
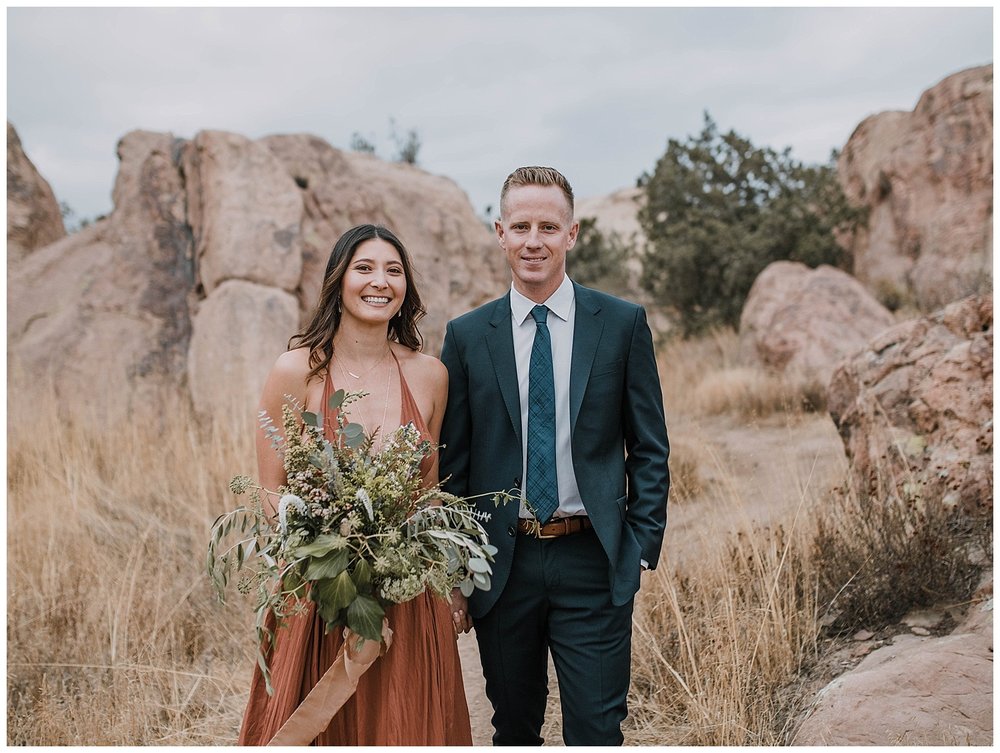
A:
[{"xmin": 238, "ymin": 224, "xmax": 473, "ymax": 745}]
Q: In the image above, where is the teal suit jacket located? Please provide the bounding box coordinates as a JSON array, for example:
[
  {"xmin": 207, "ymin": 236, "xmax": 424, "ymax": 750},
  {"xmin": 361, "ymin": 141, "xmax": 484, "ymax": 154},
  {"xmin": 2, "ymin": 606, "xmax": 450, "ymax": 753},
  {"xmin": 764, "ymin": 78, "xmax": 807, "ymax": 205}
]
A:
[{"xmin": 440, "ymin": 282, "xmax": 670, "ymax": 618}]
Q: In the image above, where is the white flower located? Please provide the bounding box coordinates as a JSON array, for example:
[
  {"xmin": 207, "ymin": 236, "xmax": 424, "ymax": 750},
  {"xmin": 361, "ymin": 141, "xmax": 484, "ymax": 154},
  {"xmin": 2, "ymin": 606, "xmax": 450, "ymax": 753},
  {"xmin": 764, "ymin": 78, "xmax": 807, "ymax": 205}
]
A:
[
  {"xmin": 277, "ymin": 493, "xmax": 307, "ymax": 534},
  {"xmin": 356, "ymin": 487, "xmax": 374, "ymax": 521}
]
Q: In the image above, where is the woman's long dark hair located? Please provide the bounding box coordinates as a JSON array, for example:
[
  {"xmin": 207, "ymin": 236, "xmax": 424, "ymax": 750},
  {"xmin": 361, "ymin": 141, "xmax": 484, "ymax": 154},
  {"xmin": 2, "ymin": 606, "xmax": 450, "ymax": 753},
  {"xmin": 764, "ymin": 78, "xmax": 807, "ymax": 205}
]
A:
[{"xmin": 289, "ymin": 224, "xmax": 426, "ymax": 382}]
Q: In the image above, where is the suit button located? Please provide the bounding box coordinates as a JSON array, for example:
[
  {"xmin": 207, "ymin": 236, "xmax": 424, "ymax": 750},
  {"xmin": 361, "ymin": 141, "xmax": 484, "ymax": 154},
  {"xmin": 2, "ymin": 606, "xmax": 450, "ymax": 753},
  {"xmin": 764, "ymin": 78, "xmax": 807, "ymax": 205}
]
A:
[{"xmin": 507, "ymin": 525, "xmax": 516, "ymax": 537}]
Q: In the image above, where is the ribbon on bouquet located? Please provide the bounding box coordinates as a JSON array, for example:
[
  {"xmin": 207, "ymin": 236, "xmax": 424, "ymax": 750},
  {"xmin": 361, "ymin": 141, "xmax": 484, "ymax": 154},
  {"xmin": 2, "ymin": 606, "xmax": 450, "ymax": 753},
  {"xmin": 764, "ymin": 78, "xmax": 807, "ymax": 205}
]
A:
[{"xmin": 267, "ymin": 619, "xmax": 394, "ymax": 746}]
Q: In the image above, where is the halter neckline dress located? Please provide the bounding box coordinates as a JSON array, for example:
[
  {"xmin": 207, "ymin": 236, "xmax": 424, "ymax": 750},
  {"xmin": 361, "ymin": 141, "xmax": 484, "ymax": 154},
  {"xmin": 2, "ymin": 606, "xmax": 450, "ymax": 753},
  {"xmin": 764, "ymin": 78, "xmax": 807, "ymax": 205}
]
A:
[{"xmin": 238, "ymin": 354, "xmax": 473, "ymax": 745}]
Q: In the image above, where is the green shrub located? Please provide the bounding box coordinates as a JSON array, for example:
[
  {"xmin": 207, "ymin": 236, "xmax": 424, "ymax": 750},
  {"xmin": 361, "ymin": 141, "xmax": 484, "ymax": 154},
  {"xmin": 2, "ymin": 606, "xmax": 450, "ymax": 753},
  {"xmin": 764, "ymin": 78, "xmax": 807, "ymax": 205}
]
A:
[{"xmin": 638, "ymin": 113, "xmax": 865, "ymax": 336}]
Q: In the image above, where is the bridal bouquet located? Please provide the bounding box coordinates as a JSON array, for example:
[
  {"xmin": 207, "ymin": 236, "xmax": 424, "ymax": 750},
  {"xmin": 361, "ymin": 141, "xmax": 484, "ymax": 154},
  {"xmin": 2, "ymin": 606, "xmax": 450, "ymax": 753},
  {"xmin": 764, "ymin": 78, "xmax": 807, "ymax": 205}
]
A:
[{"xmin": 207, "ymin": 388, "xmax": 506, "ymax": 692}]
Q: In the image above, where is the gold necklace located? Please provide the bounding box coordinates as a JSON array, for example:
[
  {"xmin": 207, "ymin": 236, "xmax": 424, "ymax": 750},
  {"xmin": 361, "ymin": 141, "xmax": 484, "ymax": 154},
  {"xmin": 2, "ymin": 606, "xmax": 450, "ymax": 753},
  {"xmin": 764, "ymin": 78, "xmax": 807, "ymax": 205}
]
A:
[{"xmin": 334, "ymin": 345, "xmax": 391, "ymax": 380}]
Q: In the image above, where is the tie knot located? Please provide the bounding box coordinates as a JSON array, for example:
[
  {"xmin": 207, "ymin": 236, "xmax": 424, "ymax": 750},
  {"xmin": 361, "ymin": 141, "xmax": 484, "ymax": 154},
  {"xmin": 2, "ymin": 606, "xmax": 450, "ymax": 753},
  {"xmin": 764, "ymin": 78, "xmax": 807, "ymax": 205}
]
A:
[{"xmin": 531, "ymin": 305, "xmax": 549, "ymax": 325}]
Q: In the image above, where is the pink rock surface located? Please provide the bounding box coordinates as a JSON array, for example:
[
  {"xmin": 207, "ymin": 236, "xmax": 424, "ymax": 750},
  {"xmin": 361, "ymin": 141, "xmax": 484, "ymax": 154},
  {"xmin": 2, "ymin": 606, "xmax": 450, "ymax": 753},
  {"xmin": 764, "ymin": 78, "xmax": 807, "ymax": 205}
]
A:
[
  {"xmin": 837, "ymin": 65, "xmax": 993, "ymax": 311},
  {"xmin": 738, "ymin": 261, "xmax": 895, "ymax": 387}
]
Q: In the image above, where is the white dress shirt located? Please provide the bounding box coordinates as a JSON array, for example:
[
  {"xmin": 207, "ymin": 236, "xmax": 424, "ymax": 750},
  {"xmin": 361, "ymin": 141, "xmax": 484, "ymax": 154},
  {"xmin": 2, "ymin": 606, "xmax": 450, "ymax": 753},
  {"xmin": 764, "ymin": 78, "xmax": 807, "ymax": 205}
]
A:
[{"xmin": 510, "ymin": 276, "xmax": 585, "ymax": 520}]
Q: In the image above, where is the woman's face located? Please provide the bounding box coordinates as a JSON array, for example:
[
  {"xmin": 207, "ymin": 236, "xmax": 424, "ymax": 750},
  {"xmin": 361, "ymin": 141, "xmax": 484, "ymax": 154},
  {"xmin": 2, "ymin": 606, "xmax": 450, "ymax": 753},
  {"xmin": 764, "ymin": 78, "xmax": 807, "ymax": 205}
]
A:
[{"xmin": 339, "ymin": 238, "xmax": 407, "ymax": 327}]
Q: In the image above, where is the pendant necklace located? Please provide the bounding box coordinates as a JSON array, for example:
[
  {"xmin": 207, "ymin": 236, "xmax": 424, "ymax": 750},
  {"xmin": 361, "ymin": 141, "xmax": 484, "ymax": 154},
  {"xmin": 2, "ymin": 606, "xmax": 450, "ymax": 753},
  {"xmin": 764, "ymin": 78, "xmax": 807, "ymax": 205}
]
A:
[{"xmin": 335, "ymin": 344, "xmax": 391, "ymax": 380}]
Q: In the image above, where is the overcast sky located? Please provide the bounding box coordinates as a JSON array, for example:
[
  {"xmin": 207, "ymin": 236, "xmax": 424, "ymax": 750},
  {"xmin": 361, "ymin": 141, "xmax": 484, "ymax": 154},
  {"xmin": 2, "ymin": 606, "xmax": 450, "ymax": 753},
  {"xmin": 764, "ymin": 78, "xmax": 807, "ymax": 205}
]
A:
[{"xmin": 7, "ymin": 6, "xmax": 993, "ymax": 223}]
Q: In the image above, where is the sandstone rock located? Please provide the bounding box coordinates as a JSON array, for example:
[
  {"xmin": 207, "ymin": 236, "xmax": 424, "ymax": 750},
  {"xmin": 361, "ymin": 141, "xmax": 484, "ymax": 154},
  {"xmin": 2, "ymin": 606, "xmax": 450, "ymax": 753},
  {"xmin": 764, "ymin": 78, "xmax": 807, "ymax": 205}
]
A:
[
  {"xmin": 188, "ymin": 280, "xmax": 299, "ymax": 419},
  {"xmin": 262, "ymin": 134, "xmax": 507, "ymax": 355},
  {"xmin": 9, "ymin": 126, "xmax": 507, "ymax": 423},
  {"xmin": 8, "ymin": 130, "xmax": 193, "ymax": 416},
  {"xmin": 793, "ymin": 584, "xmax": 993, "ymax": 745},
  {"xmin": 576, "ymin": 186, "xmax": 645, "ymax": 250},
  {"xmin": 7, "ymin": 121, "xmax": 66, "ymax": 261},
  {"xmin": 183, "ymin": 130, "xmax": 302, "ymax": 295},
  {"xmin": 738, "ymin": 261, "xmax": 895, "ymax": 387},
  {"xmin": 838, "ymin": 65, "xmax": 993, "ymax": 311},
  {"xmin": 827, "ymin": 294, "xmax": 992, "ymax": 514}
]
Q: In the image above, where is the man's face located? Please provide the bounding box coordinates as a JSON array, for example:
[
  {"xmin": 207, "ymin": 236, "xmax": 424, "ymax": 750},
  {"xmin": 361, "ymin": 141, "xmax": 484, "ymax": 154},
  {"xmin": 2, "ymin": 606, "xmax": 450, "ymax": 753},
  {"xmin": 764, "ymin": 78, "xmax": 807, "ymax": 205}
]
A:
[{"xmin": 495, "ymin": 184, "xmax": 579, "ymax": 303}]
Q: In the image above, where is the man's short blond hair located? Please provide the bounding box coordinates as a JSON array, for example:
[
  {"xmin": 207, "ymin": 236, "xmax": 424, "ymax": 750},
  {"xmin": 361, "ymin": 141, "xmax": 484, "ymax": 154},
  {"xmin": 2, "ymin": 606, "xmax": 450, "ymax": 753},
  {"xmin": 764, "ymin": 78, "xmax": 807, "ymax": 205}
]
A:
[{"xmin": 500, "ymin": 166, "xmax": 574, "ymax": 218}]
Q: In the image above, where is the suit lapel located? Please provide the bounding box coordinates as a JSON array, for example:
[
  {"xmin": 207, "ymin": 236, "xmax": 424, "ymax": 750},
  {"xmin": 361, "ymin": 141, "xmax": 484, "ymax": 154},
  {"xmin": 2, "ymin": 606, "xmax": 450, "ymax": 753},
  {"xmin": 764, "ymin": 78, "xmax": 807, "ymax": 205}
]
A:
[
  {"xmin": 485, "ymin": 294, "xmax": 522, "ymax": 445},
  {"xmin": 570, "ymin": 283, "xmax": 604, "ymax": 433}
]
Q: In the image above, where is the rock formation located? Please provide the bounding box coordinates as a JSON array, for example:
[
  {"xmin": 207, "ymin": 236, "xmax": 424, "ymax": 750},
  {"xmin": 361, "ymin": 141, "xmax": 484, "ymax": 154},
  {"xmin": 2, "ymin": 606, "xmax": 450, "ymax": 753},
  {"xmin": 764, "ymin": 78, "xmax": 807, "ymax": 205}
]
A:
[
  {"xmin": 8, "ymin": 128, "xmax": 507, "ymax": 422},
  {"xmin": 837, "ymin": 65, "xmax": 993, "ymax": 311},
  {"xmin": 738, "ymin": 261, "xmax": 895, "ymax": 387},
  {"xmin": 827, "ymin": 294, "xmax": 992, "ymax": 515},
  {"xmin": 7, "ymin": 121, "xmax": 66, "ymax": 261},
  {"xmin": 793, "ymin": 577, "xmax": 993, "ymax": 745}
]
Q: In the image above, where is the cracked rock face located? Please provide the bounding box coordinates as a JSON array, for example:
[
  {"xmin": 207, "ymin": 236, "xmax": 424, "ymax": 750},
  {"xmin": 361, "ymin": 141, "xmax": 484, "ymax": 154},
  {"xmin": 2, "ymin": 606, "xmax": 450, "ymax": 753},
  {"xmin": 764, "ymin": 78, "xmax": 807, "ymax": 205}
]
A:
[
  {"xmin": 827, "ymin": 294, "xmax": 993, "ymax": 516},
  {"xmin": 8, "ymin": 127, "xmax": 507, "ymax": 422}
]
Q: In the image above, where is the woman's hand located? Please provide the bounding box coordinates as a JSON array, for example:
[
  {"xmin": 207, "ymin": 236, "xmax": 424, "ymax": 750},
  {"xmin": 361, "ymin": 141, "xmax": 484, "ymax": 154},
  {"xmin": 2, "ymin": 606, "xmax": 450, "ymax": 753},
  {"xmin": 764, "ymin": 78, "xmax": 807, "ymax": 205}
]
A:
[{"xmin": 450, "ymin": 587, "xmax": 473, "ymax": 634}]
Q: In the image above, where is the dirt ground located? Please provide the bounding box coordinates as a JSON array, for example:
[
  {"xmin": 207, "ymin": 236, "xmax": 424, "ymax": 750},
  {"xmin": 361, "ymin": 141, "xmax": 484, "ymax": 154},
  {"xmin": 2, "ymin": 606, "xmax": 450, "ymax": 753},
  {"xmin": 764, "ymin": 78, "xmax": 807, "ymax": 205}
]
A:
[{"xmin": 458, "ymin": 412, "xmax": 847, "ymax": 744}]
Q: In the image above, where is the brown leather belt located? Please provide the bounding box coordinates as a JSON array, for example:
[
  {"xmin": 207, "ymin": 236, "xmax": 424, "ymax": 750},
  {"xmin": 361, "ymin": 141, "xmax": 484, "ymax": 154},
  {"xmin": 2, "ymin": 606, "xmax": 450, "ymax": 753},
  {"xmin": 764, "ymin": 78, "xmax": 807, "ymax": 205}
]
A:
[{"xmin": 517, "ymin": 515, "xmax": 593, "ymax": 539}]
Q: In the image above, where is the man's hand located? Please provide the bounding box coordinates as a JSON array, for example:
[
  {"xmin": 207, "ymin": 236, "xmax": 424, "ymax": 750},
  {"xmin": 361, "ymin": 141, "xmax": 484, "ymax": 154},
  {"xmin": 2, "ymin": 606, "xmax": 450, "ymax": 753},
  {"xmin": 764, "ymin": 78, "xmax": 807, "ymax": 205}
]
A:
[{"xmin": 450, "ymin": 587, "xmax": 473, "ymax": 634}]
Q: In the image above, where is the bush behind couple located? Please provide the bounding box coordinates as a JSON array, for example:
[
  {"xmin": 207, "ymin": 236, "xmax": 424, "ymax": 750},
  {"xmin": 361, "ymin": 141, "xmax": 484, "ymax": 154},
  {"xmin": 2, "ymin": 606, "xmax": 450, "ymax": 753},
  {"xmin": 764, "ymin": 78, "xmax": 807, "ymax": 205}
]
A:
[{"xmin": 239, "ymin": 166, "xmax": 670, "ymax": 746}]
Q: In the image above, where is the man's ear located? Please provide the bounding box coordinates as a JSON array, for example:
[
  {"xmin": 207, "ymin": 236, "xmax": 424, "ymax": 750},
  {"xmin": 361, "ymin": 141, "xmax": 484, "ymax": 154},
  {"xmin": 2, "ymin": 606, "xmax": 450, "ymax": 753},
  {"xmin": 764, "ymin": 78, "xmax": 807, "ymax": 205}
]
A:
[
  {"xmin": 495, "ymin": 219, "xmax": 506, "ymax": 249},
  {"xmin": 566, "ymin": 220, "xmax": 580, "ymax": 251}
]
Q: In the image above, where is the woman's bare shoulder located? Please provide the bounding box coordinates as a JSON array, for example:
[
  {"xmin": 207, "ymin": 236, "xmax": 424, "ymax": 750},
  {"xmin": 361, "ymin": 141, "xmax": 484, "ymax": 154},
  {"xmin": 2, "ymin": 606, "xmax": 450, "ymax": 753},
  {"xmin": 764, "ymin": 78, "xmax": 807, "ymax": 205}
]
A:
[{"xmin": 393, "ymin": 345, "xmax": 447, "ymax": 384}]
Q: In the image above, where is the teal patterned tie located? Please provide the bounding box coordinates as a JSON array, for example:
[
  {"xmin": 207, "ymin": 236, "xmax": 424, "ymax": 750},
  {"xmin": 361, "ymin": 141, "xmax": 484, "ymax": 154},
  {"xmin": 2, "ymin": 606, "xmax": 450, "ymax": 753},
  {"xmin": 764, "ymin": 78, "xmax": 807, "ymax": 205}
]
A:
[{"xmin": 525, "ymin": 305, "xmax": 559, "ymax": 523}]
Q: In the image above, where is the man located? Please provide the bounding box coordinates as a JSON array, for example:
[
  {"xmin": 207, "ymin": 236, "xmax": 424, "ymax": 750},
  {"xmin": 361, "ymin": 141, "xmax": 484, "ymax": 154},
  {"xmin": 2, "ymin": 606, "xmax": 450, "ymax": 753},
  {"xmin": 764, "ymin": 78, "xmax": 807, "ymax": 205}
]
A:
[{"xmin": 440, "ymin": 166, "xmax": 670, "ymax": 745}]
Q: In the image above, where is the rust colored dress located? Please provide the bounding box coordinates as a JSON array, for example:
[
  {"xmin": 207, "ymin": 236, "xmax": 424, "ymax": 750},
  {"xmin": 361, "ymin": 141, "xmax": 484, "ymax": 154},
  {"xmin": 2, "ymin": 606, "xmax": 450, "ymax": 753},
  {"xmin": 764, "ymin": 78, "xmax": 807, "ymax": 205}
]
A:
[{"xmin": 238, "ymin": 357, "xmax": 473, "ymax": 746}]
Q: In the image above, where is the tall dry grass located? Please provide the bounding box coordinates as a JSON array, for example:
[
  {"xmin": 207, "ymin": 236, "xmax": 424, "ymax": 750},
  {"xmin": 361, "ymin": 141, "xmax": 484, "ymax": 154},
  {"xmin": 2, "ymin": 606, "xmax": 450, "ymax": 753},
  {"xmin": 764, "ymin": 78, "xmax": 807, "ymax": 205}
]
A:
[
  {"xmin": 657, "ymin": 327, "xmax": 824, "ymax": 421},
  {"xmin": 7, "ymin": 372, "xmax": 259, "ymax": 744}
]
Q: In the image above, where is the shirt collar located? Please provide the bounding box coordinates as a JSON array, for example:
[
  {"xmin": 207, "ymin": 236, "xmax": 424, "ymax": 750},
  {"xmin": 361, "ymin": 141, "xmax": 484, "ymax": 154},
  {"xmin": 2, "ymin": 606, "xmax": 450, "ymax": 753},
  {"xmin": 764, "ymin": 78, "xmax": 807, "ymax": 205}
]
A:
[{"xmin": 510, "ymin": 275, "xmax": 574, "ymax": 326}]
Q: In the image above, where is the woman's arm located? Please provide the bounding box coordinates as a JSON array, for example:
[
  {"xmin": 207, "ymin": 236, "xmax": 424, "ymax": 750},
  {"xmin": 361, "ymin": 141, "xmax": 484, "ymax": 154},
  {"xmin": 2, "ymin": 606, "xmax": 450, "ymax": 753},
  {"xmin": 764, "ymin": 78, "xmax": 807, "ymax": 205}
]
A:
[{"xmin": 256, "ymin": 349, "xmax": 311, "ymax": 517}]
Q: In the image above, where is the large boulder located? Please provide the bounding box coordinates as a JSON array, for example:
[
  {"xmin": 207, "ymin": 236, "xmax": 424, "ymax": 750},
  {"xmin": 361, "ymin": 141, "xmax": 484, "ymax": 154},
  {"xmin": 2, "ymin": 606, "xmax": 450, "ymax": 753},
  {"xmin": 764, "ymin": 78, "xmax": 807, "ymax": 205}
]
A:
[
  {"xmin": 8, "ymin": 131, "xmax": 193, "ymax": 415},
  {"xmin": 837, "ymin": 65, "xmax": 993, "ymax": 311},
  {"xmin": 183, "ymin": 131, "xmax": 303, "ymax": 295},
  {"xmin": 792, "ymin": 581, "xmax": 993, "ymax": 745},
  {"xmin": 188, "ymin": 280, "xmax": 299, "ymax": 417},
  {"xmin": 7, "ymin": 121, "xmax": 66, "ymax": 261},
  {"xmin": 8, "ymin": 127, "xmax": 507, "ymax": 422},
  {"xmin": 738, "ymin": 261, "xmax": 895, "ymax": 387},
  {"xmin": 261, "ymin": 134, "xmax": 506, "ymax": 355},
  {"xmin": 827, "ymin": 294, "xmax": 992, "ymax": 515}
]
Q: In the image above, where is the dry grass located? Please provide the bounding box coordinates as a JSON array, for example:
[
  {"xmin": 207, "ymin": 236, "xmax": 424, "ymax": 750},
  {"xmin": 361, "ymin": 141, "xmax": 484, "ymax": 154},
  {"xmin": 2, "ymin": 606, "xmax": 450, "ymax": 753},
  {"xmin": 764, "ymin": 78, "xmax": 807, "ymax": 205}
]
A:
[
  {"xmin": 625, "ymin": 433, "xmax": 825, "ymax": 745},
  {"xmin": 658, "ymin": 327, "xmax": 824, "ymax": 421},
  {"xmin": 7, "ymin": 372, "xmax": 258, "ymax": 744}
]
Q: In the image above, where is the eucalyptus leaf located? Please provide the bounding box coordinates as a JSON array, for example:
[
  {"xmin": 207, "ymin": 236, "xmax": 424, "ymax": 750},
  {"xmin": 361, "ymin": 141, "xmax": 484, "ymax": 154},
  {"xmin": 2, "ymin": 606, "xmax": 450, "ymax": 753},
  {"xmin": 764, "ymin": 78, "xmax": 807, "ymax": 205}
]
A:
[
  {"xmin": 346, "ymin": 594, "xmax": 385, "ymax": 642},
  {"xmin": 459, "ymin": 578, "xmax": 475, "ymax": 597},
  {"xmin": 345, "ymin": 432, "xmax": 365, "ymax": 449},
  {"xmin": 467, "ymin": 557, "xmax": 490, "ymax": 574},
  {"xmin": 302, "ymin": 411, "xmax": 319, "ymax": 427},
  {"xmin": 328, "ymin": 389, "xmax": 346, "ymax": 410},
  {"xmin": 342, "ymin": 422, "xmax": 364, "ymax": 439}
]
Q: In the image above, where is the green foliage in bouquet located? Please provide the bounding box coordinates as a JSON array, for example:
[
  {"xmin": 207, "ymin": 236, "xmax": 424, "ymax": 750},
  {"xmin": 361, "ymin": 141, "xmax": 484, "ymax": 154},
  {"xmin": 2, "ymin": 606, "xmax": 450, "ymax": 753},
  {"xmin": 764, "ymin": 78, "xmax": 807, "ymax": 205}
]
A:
[{"xmin": 207, "ymin": 388, "xmax": 509, "ymax": 693}]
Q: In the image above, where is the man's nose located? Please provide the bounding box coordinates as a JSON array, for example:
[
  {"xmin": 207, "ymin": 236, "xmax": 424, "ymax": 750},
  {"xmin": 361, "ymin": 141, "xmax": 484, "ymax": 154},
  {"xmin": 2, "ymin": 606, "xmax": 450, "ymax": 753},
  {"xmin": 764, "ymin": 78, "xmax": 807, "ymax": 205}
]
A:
[{"xmin": 526, "ymin": 228, "xmax": 543, "ymax": 248}]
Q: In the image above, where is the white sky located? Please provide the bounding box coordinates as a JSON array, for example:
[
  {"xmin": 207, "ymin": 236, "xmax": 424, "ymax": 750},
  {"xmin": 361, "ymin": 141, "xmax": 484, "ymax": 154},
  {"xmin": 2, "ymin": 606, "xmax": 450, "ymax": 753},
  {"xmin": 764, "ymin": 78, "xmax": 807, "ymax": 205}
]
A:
[{"xmin": 6, "ymin": 5, "xmax": 994, "ymax": 222}]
